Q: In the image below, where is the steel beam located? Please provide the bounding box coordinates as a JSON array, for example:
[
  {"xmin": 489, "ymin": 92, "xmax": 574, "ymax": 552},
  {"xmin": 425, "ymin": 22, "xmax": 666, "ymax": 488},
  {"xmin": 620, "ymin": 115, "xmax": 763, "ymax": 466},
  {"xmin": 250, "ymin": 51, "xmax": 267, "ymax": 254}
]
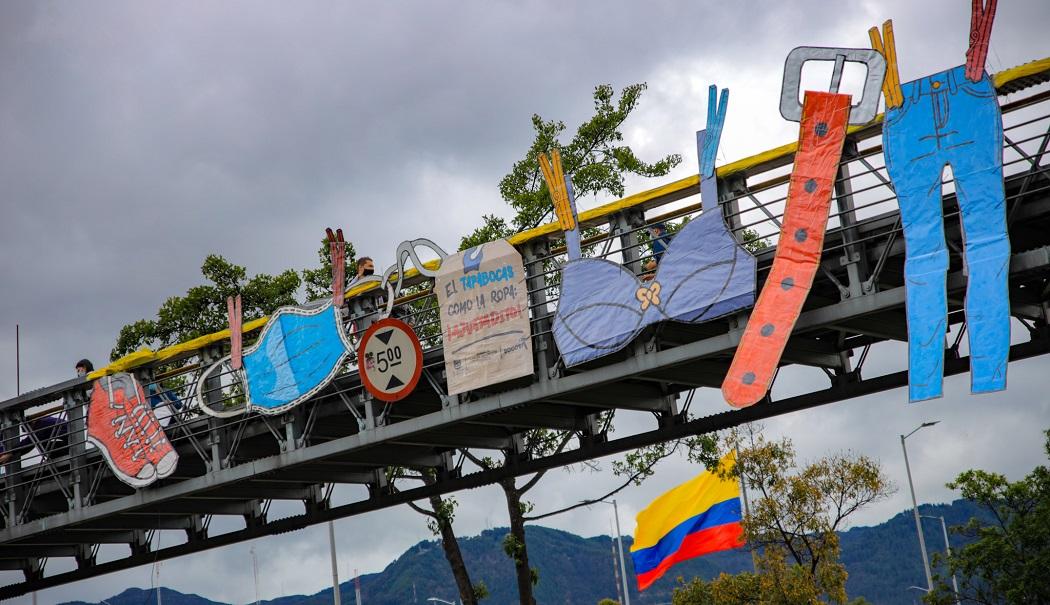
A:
[
  {"xmin": 2, "ymin": 246, "xmax": 1045, "ymax": 546},
  {"xmin": 3, "ymin": 333, "xmax": 1044, "ymax": 598}
]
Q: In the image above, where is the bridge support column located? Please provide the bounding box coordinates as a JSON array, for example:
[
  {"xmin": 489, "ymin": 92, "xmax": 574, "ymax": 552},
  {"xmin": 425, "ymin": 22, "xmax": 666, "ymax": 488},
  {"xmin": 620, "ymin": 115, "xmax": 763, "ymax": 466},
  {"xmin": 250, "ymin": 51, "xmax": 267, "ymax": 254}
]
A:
[
  {"xmin": 524, "ymin": 241, "xmax": 556, "ymax": 380},
  {"xmin": 2, "ymin": 409, "xmax": 25, "ymax": 526},
  {"xmin": 834, "ymin": 140, "xmax": 870, "ymax": 299},
  {"xmin": 185, "ymin": 514, "xmax": 208, "ymax": 544},
  {"xmin": 21, "ymin": 558, "xmax": 43, "ymax": 584},
  {"xmin": 613, "ymin": 209, "xmax": 655, "ymax": 359},
  {"xmin": 244, "ymin": 499, "xmax": 267, "ymax": 528},
  {"xmin": 283, "ymin": 408, "xmax": 302, "ymax": 453},
  {"xmin": 721, "ymin": 174, "xmax": 747, "ymax": 237},
  {"xmin": 200, "ymin": 346, "xmax": 231, "ymax": 471},
  {"xmin": 612, "ymin": 210, "xmax": 646, "ymax": 277},
  {"xmin": 74, "ymin": 543, "xmax": 96, "ymax": 570},
  {"xmin": 65, "ymin": 388, "xmax": 89, "ymax": 510},
  {"xmin": 129, "ymin": 529, "xmax": 151, "ymax": 557},
  {"xmin": 721, "ymin": 174, "xmax": 752, "ymax": 333}
]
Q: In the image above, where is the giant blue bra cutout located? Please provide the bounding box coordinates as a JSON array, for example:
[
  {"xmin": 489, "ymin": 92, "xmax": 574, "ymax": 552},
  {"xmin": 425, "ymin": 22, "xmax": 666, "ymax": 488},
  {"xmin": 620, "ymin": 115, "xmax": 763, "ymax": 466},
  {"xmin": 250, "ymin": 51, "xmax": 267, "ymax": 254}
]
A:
[{"xmin": 546, "ymin": 86, "xmax": 757, "ymax": 367}]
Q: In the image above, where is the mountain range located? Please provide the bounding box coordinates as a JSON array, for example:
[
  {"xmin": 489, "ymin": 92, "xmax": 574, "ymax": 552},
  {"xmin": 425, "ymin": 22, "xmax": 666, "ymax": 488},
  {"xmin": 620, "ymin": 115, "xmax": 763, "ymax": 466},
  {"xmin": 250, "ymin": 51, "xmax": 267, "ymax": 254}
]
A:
[{"xmin": 61, "ymin": 499, "xmax": 989, "ymax": 605}]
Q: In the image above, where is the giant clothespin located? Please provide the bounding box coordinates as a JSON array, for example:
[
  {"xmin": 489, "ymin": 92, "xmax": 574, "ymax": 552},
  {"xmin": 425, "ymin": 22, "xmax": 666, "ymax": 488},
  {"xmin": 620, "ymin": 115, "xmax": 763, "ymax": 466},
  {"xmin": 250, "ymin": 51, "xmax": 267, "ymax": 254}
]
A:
[
  {"xmin": 326, "ymin": 227, "xmax": 346, "ymax": 307},
  {"xmin": 697, "ymin": 84, "xmax": 729, "ymax": 211},
  {"xmin": 868, "ymin": 20, "xmax": 904, "ymax": 109},
  {"xmin": 226, "ymin": 294, "xmax": 243, "ymax": 371},
  {"xmin": 966, "ymin": 0, "xmax": 997, "ymax": 81},
  {"xmin": 538, "ymin": 148, "xmax": 582, "ymax": 260}
]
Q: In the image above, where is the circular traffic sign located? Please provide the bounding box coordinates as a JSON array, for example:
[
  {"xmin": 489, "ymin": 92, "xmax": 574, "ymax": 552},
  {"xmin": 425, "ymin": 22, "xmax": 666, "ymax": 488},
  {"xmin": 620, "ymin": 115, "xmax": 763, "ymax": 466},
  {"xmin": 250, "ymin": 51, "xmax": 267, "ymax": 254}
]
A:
[{"xmin": 358, "ymin": 317, "xmax": 423, "ymax": 402}]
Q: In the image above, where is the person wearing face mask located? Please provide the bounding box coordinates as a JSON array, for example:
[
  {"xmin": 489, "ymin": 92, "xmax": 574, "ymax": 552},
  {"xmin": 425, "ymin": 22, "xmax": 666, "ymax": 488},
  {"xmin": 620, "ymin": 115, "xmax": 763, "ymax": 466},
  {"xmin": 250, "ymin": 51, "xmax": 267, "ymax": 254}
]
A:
[
  {"xmin": 75, "ymin": 359, "xmax": 94, "ymax": 378},
  {"xmin": 354, "ymin": 256, "xmax": 374, "ymax": 282}
]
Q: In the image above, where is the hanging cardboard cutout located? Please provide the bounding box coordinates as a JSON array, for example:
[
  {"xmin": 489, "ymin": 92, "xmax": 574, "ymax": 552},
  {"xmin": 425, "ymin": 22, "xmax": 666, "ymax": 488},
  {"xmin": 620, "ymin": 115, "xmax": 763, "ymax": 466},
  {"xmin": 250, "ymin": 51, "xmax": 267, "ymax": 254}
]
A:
[
  {"xmin": 197, "ymin": 233, "xmax": 448, "ymax": 416},
  {"xmin": 543, "ymin": 87, "xmax": 757, "ymax": 368},
  {"xmin": 722, "ymin": 47, "xmax": 886, "ymax": 408},
  {"xmin": 436, "ymin": 239, "xmax": 532, "ymax": 395},
  {"xmin": 88, "ymin": 372, "xmax": 178, "ymax": 488},
  {"xmin": 872, "ymin": 3, "xmax": 1009, "ymax": 402},
  {"xmin": 238, "ymin": 300, "xmax": 353, "ymax": 414},
  {"xmin": 198, "ymin": 229, "xmax": 354, "ymax": 417}
]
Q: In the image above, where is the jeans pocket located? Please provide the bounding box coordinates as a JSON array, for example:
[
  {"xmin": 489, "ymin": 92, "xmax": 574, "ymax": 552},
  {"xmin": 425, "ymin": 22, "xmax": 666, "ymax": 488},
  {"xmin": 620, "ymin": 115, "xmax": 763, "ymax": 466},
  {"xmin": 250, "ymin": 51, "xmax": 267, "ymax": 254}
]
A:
[
  {"xmin": 957, "ymin": 78, "xmax": 996, "ymax": 99},
  {"xmin": 883, "ymin": 98, "xmax": 912, "ymax": 129}
]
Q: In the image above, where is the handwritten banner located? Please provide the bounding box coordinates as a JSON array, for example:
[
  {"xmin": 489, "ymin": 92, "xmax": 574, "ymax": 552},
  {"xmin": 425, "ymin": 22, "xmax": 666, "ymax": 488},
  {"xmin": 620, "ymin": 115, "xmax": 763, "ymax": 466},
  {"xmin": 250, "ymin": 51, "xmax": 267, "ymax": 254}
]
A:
[{"xmin": 436, "ymin": 239, "xmax": 533, "ymax": 395}]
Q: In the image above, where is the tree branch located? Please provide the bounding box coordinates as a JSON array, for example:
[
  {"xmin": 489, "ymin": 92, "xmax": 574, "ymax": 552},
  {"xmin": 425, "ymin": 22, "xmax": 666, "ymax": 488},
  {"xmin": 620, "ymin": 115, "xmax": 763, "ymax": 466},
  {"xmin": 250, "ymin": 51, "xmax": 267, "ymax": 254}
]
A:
[
  {"xmin": 519, "ymin": 432, "xmax": 574, "ymax": 494},
  {"xmin": 525, "ymin": 463, "xmax": 647, "ymax": 522},
  {"xmin": 406, "ymin": 499, "xmax": 438, "ymax": 519}
]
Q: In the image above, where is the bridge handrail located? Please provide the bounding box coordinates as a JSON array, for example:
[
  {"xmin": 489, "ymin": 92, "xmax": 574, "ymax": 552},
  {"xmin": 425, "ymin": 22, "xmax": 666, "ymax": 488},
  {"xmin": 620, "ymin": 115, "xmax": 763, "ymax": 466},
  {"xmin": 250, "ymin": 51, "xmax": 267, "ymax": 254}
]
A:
[{"xmin": 4, "ymin": 57, "xmax": 1048, "ymax": 410}]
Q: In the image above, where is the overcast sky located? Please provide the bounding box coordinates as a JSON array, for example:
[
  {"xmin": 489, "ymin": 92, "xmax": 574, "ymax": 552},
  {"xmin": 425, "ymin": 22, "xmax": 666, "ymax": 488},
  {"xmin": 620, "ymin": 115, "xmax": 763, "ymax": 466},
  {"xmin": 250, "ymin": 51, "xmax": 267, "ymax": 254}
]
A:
[{"xmin": 2, "ymin": 1, "xmax": 1049, "ymax": 603}]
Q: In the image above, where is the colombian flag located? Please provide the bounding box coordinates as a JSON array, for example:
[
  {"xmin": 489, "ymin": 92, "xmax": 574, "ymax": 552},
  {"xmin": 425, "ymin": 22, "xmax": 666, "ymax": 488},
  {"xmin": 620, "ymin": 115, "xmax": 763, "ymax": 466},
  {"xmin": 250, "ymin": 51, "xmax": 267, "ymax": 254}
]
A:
[{"xmin": 629, "ymin": 452, "xmax": 745, "ymax": 590}]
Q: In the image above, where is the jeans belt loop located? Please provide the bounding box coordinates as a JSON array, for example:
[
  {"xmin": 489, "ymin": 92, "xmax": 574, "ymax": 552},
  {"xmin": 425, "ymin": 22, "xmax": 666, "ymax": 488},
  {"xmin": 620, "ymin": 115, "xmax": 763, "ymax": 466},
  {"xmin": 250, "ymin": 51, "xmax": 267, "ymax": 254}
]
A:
[{"xmin": 948, "ymin": 67, "xmax": 959, "ymax": 95}]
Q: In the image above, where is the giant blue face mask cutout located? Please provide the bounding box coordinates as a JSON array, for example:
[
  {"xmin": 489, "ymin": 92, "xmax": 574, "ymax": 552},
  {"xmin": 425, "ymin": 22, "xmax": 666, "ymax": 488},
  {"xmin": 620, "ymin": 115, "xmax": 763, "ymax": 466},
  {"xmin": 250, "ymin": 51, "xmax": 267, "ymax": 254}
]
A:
[
  {"xmin": 196, "ymin": 237, "xmax": 354, "ymax": 418},
  {"xmin": 239, "ymin": 301, "xmax": 353, "ymax": 414},
  {"xmin": 541, "ymin": 86, "xmax": 757, "ymax": 368},
  {"xmin": 196, "ymin": 299, "xmax": 352, "ymax": 418},
  {"xmin": 196, "ymin": 235, "xmax": 448, "ymax": 417}
]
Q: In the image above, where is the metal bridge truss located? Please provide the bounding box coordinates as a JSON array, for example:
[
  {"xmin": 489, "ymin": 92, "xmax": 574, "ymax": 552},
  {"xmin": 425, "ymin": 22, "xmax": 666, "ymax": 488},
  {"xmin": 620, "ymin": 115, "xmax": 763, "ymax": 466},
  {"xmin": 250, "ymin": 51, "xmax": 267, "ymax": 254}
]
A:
[{"xmin": 2, "ymin": 68, "xmax": 1049, "ymax": 598}]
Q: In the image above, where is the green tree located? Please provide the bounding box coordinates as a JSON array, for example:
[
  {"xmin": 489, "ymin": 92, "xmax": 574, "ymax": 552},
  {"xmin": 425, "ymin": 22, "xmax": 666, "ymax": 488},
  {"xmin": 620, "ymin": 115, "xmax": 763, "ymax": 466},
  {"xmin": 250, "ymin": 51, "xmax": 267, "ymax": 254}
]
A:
[
  {"xmin": 458, "ymin": 82, "xmax": 685, "ymax": 605},
  {"xmin": 462, "ymin": 82, "xmax": 681, "ymax": 246},
  {"xmin": 673, "ymin": 426, "xmax": 894, "ymax": 605},
  {"xmin": 398, "ymin": 469, "xmax": 487, "ymax": 604},
  {"xmin": 460, "ymin": 214, "xmax": 514, "ymax": 252},
  {"xmin": 925, "ymin": 429, "xmax": 1050, "ymax": 605},
  {"xmin": 111, "ymin": 254, "xmax": 301, "ymax": 360},
  {"xmin": 672, "ymin": 576, "xmax": 717, "ymax": 605}
]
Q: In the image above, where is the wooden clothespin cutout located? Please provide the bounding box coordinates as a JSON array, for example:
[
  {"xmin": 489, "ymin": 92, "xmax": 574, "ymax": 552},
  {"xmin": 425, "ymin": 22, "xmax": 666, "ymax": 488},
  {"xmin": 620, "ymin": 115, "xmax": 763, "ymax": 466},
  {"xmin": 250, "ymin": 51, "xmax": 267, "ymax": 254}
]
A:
[
  {"xmin": 537, "ymin": 149, "xmax": 576, "ymax": 233},
  {"xmin": 869, "ymin": 20, "xmax": 904, "ymax": 109},
  {"xmin": 326, "ymin": 227, "xmax": 346, "ymax": 306},
  {"xmin": 966, "ymin": 0, "xmax": 997, "ymax": 82},
  {"xmin": 226, "ymin": 294, "xmax": 243, "ymax": 371}
]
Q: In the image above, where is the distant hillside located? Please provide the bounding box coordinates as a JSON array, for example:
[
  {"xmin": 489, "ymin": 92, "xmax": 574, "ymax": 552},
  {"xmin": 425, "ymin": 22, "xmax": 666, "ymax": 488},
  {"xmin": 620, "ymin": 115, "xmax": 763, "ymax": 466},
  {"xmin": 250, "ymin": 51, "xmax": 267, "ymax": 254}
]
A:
[
  {"xmin": 65, "ymin": 499, "xmax": 992, "ymax": 605},
  {"xmin": 60, "ymin": 587, "xmax": 225, "ymax": 605}
]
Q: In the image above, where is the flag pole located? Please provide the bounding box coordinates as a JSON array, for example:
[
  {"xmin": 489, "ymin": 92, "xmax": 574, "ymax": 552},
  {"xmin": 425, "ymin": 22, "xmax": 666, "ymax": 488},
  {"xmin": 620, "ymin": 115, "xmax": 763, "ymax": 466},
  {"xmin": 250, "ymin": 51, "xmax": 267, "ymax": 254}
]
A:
[{"xmin": 735, "ymin": 448, "xmax": 758, "ymax": 573}]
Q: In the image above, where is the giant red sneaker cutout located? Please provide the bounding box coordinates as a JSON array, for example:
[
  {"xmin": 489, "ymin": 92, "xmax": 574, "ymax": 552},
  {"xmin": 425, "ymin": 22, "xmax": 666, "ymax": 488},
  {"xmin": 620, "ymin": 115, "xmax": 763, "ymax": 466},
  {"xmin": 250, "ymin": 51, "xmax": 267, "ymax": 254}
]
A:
[{"xmin": 88, "ymin": 373, "xmax": 178, "ymax": 488}]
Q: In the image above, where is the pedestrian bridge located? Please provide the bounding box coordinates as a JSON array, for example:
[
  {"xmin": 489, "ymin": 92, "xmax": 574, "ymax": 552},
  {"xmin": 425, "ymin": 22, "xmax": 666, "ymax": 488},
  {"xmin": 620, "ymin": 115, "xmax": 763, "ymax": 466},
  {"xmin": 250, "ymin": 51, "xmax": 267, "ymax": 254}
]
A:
[{"xmin": 1, "ymin": 58, "xmax": 1049, "ymax": 598}]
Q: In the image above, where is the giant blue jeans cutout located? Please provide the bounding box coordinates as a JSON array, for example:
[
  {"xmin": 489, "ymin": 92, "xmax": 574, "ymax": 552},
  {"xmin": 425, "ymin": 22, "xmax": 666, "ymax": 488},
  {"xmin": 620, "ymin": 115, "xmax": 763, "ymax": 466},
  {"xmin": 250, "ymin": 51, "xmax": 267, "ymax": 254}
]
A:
[{"xmin": 883, "ymin": 65, "xmax": 1010, "ymax": 401}]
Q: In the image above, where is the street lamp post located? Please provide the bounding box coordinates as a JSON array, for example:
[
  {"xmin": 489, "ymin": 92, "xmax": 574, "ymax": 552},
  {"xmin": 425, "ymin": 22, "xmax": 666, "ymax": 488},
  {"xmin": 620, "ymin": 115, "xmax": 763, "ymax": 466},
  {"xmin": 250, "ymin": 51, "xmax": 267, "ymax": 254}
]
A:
[
  {"xmin": 901, "ymin": 421, "xmax": 939, "ymax": 591},
  {"xmin": 598, "ymin": 499, "xmax": 632, "ymax": 605},
  {"xmin": 426, "ymin": 598, "xmax": 457, "ymax": 605},
  {"xmin": 922, "ymin": 514, "xmax": 961, "ymax": 604}
]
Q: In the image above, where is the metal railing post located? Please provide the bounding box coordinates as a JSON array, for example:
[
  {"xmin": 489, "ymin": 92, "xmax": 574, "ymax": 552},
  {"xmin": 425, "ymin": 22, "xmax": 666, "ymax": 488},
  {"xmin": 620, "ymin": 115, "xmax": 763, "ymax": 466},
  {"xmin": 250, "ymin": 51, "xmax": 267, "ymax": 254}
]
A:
[
  {"xmin": 1, "ymin": 409, "xmax": 23, "ymax": 525},
  {"xmin": 833, "ymin": 139, "xmax": 869, "ymax": 299},
  {"xmin": 64, "ymin": 389, "xmax": 88, "ymax": 509},
  {"xmin": 200, "ymin": 346, "xmax": 228, "ymax": 471},
  {"xmin": 523, "ymin": 241, "xmax": 556, "ymax": 381}
]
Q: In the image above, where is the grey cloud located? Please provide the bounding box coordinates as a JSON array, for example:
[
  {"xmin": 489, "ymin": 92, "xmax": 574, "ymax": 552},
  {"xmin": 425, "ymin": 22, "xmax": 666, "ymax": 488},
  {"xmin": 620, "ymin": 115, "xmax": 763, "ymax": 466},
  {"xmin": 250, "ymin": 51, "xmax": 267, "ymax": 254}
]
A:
[{"xmin": 2, "ymin": 0, "xmax": 1048, "ymax": 602}]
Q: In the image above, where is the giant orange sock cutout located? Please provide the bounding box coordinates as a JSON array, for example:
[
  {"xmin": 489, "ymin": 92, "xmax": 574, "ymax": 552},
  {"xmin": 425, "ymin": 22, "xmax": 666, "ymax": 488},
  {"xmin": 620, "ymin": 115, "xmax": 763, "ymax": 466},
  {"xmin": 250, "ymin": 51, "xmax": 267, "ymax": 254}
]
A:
[{"xmin": 722, "ymin": 92, "xmax": 851, "ymax": 407}]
